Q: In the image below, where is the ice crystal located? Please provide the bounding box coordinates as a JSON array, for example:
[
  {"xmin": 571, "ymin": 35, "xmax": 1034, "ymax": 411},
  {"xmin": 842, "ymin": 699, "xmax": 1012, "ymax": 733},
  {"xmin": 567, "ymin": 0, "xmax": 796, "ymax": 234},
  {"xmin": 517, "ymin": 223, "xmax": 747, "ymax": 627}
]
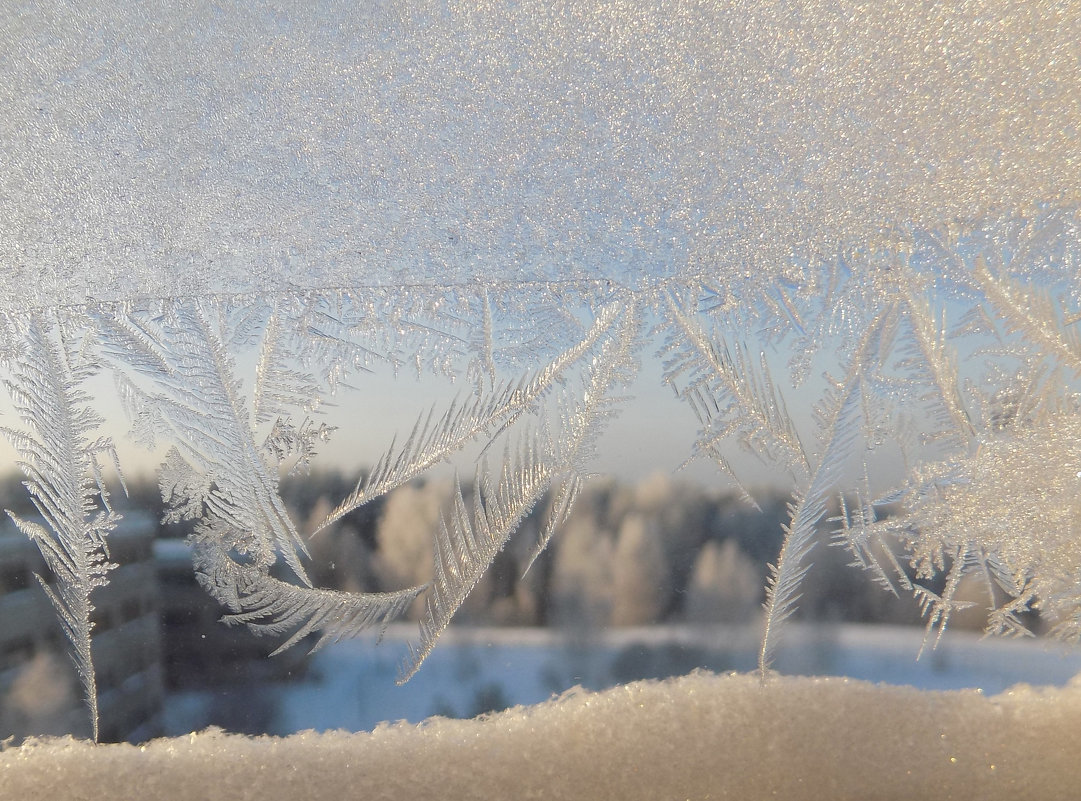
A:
[{"xmin": 1, "ymin": 0, "xmax": 1079, "ymax": 738}]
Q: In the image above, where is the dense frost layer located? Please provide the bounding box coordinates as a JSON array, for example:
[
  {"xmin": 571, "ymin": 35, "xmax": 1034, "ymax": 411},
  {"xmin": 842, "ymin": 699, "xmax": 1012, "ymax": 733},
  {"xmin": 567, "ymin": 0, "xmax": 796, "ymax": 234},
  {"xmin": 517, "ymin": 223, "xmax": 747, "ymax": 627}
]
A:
[
  {"xmin": 4, "ymin": 672, "xmax": 1081, "ymax": 800},
  {"xmin": 1, "ymin": 1, "xmax": 1078, "ymax": 307}
]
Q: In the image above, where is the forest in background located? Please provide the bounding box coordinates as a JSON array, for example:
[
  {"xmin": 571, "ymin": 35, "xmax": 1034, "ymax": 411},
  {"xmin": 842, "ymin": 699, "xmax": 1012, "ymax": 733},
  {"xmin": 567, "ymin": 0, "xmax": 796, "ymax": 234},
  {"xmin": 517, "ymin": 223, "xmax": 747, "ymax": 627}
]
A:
[{"xmin": 1, "ymin": 466, "xmax": 996, "ymax": 642}]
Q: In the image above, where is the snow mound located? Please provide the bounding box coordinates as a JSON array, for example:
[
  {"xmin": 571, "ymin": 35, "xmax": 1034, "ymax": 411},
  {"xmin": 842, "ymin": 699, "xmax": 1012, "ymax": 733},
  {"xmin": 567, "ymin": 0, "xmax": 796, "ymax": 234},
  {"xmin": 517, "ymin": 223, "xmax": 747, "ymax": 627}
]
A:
[{"xmin": 4, "ymin": 671, "xmax": 1080, "ymax": 800}]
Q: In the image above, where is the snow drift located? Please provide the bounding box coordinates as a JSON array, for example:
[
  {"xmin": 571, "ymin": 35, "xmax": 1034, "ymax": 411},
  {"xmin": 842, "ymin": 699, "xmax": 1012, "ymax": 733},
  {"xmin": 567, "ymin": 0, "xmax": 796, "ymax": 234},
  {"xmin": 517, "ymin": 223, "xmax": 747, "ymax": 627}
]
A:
[{"xmin": 4, "ymin": 671, "xmax": 1080, "ymax": 800}]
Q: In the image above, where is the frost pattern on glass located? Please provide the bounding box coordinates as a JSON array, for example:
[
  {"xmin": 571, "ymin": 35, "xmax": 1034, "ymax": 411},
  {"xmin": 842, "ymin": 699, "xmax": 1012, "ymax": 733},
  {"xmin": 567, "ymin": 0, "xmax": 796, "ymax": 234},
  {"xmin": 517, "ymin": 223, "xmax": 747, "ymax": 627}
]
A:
[{"xmin": 1, "ymin": 1, "xmax": 1079, "ymax": 739}]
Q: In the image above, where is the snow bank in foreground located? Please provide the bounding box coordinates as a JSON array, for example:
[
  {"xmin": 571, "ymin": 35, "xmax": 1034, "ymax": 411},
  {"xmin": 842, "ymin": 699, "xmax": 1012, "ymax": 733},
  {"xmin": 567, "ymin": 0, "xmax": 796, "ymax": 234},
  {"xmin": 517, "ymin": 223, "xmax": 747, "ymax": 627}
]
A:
[{"xmin": 4, "ymin": 671, "xmax": 1080, "ymax": 800}]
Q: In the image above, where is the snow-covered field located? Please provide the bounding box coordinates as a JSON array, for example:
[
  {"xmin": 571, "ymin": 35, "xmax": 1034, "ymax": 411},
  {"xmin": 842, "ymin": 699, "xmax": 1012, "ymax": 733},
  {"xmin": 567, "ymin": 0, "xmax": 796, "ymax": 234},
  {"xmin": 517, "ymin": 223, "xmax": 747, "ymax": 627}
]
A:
[{"xmin": 163, "ymin": 623, "xmax": 1081, "ymax": 736}]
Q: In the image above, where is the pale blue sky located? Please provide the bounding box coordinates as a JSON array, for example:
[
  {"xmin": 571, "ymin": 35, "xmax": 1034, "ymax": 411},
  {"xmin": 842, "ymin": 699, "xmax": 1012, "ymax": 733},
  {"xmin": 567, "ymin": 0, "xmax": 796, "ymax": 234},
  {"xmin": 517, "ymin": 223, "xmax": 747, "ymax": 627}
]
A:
[
  {"xmin": 0, "ymin": 337, "xmax": 766, "ymax": 492},
  {"xmin": 0, "ymin": 303, "xmax": 924, "ymax": 498}
]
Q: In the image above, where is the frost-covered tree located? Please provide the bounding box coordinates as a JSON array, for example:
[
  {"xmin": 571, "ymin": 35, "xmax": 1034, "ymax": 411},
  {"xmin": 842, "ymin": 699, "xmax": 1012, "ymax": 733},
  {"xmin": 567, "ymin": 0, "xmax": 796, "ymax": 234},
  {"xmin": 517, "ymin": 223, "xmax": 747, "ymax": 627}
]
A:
[
  {"xmin": 373, "ymin": 482, "xmax": 446, "ymax": 604},
  {"xmin": 685, "ymin": 539, "xmax": 760, "ymax": 625},
  {"xmin": 548, "ymin": 515, "xmax": 616, "ymax": 631},
  {"xmin": 611, "ymin": 514, "xmax": 670, "ymax": 626}
]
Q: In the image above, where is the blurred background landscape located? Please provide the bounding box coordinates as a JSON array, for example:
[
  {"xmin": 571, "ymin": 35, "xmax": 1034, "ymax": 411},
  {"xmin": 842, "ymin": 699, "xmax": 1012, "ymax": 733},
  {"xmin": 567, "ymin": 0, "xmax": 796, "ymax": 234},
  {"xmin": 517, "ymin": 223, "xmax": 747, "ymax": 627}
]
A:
[{"xmin": 4, "ymin": 466, "xmax": 1080, "ymax": 744}]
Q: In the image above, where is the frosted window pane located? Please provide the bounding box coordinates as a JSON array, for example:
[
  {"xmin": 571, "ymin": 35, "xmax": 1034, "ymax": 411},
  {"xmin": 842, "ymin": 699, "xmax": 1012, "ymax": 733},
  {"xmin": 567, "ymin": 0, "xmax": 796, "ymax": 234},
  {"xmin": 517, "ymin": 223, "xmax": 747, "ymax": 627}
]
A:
[{"xmin": 1, "ymin": 0, "xmax": 1079, "ymax": 754}]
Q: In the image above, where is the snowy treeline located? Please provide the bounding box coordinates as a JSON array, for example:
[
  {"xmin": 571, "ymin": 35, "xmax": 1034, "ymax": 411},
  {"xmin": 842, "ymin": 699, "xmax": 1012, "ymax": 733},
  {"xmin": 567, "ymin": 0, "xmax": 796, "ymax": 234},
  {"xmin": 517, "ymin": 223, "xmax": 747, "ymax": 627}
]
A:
[{"xmin": 268, "ymin": 471, "xmax": 933, "ymax": 634}]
